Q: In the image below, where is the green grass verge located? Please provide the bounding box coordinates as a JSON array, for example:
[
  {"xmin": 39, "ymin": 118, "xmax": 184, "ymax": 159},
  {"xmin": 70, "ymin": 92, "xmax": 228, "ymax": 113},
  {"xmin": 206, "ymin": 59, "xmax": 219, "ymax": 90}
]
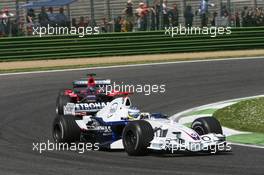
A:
[
  {"xmin": 0, "ymin": 27, "xmax": 263, "ymax": 61},
  {"xmin": 0, "ymin": 54, "xmax": 249, "ymax": 74},
  {"xmin": 1, "ymin": 53, "xmax": 264, "ymax": 74},
  {"xmin": 185, "ymin": 108, "xmax": 217, "ymax": 116},
  {"xmin": 0, "ymin": 59, "xmax": 180, "ymax": 74},
  {"xmin": 227, "ymin": 133, "xmax": 264, "ymax": 145},
  {"xmin": 213, "ymin": 97, "xmax": 264, "ymax": 133},
  {"xmin": 184, "ymin": 123, "xmax": 192, "ymax": 128}
]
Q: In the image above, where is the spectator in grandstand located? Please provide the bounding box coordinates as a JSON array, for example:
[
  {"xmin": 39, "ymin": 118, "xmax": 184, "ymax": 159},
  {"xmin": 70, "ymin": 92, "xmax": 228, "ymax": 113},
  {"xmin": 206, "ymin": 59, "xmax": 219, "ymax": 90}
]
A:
[
  {"xmin": 27, "ymin": 8, "xmax": 36, "ymax": 24},
  {"xmin": 135, "ymin": 2, "xmax": 143, "ymax": 30},
  {"xmin": 0, "ymin": 10, "xmax": 5, "ymax": 36},
  {"xmin": 210, "ymin": 11, "xmax": 217, "ymax": 26},
  {"xmin": 198, "ymin": 0, "xmax": 215, "ymax": 27},
  {"xmin": 47, "ymin": 7, "xmax": 56, "ymax": 26},
  {"xmin": 122, "ymin": 0, "xmax": 134, "ymax": 32},
  {"xmin": 27, "ymin": 8, "xmax": 36, "ymax": 35},
  {"xmin": 136, "ymin": 2, "xmax": 148, "ymax": 31},
  {"xmin": 55, "ymin": 7, "xmax": 68, "ymax": 27},
  {"xmin": 149, "ymin": 5, "xmax": 156, "ymax": 30},
  {"xmin": 0, "ymin": 8, "xmax": 17, "ymax": 37},
  {"xmin": 2, "ymin": 8, "xmax": 14, "ymax": 36},
  {"xmin": 241, "ymin": 6, "xmax": 249, "ymax": 27},
  {"xmin": 153, "ymin": 0, "xmax": 161, "ymax": 30},
  {"xmin": 78, "ymin": 16, "xmax": 88, "ymax": 28},
  {"xmin": 71, "ymin": 18, "xmax": 77, "ymax": 28},
  {"xmin": 121, "ymin": 19, "xmax": 129, "ymax": 32},
  {"xmin": 11, "ymin": 19, "xmax": 19, "ymax": 36},
  {"xmin": 184, "ymin": 5, "xmax": 194, "ymax": 27},
  {"xmin": 114, "ymin": 16, "xmax": 122, "ymax": 32},
  {"xmin": 38, "ymin": 6, "xmax": 49, "ymax": 27},
  {"xmin": 221, "ymin": 12, "xmax": 229, "ymax": 27},
  {"xmin": 169, "ymin": 4, "xmax": 179, "ymax": 26},
  {"xmin": 260, "ymin": 8, "xmax": 264, "ymax": 26},
  {"xmin": 247, "ymin": 9, "xmax": 255, "ymax": 26},
  {"xmin": 235, "ymin": 12, "xmax": 240, "ymax": 27},
  {"xmin": 100, "ymin": 17, "xmax": 109, "ymax": 33},
  {"xmin": 255, "ymin": 8, "xmax": 264, "ymax": 26},
  {"xmin": 162, "ymin": 0, "xmax": 169, "ymax": 28},
  {"xmin": 86, "ymin": 16, "xmax": 92, "ymax": 26},
  {"xmin": 221, "ymin": 5, "xmax": 229, "ymax": 17},
  {"xmin": 92, "ymin": 19, "xmax": 97, "ymax": 27}
]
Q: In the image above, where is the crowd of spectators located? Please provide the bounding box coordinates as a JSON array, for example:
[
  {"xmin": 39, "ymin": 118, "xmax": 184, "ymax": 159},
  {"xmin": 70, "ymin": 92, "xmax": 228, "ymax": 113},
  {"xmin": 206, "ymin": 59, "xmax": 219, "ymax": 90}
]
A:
[
  {"xmin": 1, "ymin": 1, "xmax": 264, "ymax": 37},
  {"xmin": 208, "ymin": 6, "xmax": 264, "ymax": 28},
  {"xmin": 114, "ymin": 0, "xmax": 180, "ymax": 32},
  {"xmin": 241, "ymin": 6, "xmax": 264, "ymax": 27},
  {"xmin": 27, "ymin": 6, "xmax": 101, "ymax": 35},
  {"xmin": 26, "ymin": 6, "xmax": 69, "ymax": 34},
  {"xmin": 115, "ymin": 0, "xmax": 264, "ymax": 31},
  {"xmin": 0, "ymin": 6, "xmax": 71, "ymax": 36}
]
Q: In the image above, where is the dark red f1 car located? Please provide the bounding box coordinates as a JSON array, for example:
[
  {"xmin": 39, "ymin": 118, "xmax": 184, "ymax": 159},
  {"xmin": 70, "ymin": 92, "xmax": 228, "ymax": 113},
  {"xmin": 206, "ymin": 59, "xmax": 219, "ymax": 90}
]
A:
[{"xmin": 56, "ymin": 73, "xmax": 128, "ymax": 116}]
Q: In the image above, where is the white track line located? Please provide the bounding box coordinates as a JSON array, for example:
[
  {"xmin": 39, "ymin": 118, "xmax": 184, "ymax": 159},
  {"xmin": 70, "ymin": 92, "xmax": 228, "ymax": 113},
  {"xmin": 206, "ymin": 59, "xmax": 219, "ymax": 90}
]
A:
[
  {"xmin": 171, "ymin": 94, "xmax": 264, "ymax": 121},
  {"xmin": 231, "ymin": 142, "xmax": 264, "ymax": 149},
  {"xmin": 0, "ymin": 56, "xmax": 264, "ymax": 76}
]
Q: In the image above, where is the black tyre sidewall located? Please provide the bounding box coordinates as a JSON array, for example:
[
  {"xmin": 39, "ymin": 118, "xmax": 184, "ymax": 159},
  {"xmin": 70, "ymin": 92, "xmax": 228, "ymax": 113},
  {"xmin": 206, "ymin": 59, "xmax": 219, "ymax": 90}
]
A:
[
  {"xmin": 122, "ymin": 120, "xmax": 154, "ymax": 156},
  {"xmin": 123, "ymin": 124, "xmax": 140, "ymax": 151},
  {"xmin": 191, "ymin": 117, "xmax": 223, "ymax": 135},
  {"xmin": 56, "ymin": 93, "xmax": 72, "ymax": 115},
  {"xmin": 52, "ymin": 115, "xmax": 81, "ymax": 143}
]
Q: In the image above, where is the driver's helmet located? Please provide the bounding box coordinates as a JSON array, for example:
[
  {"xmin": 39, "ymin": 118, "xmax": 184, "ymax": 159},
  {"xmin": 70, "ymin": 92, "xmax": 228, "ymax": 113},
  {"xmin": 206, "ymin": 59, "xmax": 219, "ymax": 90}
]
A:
[
  {"xmin": 128, "ymin": 107, "xmax": 140, "ymax": 120},
  {"xmin": 87, "ymin": 86, "xmax": 96, "ymax": 94}
]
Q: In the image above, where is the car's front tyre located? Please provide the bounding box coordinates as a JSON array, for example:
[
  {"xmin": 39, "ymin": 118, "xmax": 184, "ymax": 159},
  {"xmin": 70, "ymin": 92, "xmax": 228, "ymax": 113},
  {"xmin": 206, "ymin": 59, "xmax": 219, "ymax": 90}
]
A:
[
  {"xmin": 56, "ymin": 91, "xmax": 72, "ymax": 115},
  {"xmin": 122, "ymin": 120, "xmax": 154, "ymax": 156},
  {"xmin": 191, "ymin": 117, "xmax": 223, "ymax": 135},
  {"xmin": 52, "ymin": 115, "xmax": 81, "ymax": 143}
]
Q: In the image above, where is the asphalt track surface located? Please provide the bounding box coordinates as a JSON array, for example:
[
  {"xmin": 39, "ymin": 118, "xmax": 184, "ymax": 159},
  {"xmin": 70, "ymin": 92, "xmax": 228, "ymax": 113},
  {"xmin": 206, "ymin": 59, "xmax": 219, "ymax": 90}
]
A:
[{"xmin": 1, "ymin": 58, "xmax": 264, "ymax": 175}]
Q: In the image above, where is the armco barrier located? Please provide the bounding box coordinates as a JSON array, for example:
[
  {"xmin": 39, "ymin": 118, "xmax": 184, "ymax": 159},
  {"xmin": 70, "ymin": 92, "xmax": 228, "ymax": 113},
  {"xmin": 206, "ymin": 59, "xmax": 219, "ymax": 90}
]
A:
[{"xmin": 0, "ymin": 27, "xmax": 263, "ymax": 61}]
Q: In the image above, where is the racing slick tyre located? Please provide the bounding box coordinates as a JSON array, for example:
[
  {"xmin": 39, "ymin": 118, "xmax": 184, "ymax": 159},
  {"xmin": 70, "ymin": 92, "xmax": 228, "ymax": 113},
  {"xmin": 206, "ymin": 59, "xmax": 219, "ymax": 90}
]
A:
[
  {"xmin": 191, "ymin": 117, "xmax": 223, "ymax": 135},
  {"xmin": 122, "ymin": 120, "xmax": 154, "ymax": 156},
  {"xmin": 52, "ymin": 115, "xmax": 81, "ymax": 143},
  {"xmin": 56, "ymin": 92, "xmax": 72, "ymax": 115}
]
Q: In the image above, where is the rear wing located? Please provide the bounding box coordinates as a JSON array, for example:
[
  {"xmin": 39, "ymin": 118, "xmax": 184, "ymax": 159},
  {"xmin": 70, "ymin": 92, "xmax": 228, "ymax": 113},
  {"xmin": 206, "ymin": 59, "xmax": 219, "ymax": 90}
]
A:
[{"xmin": 73, "ymin": 79, "xmax": 111, "ymax": 88}]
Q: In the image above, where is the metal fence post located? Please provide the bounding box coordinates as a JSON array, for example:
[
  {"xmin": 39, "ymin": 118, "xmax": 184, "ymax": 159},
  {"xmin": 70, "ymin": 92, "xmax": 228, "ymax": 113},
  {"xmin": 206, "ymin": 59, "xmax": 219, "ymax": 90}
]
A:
[
  {"xmin": 14, "ymin": 0, "xmax": 20, "ymax": 37},
  {"xmin": 105, "ymin": 0, "xmax": 112, "ymax": 32},
  {"xmin": 90, "ymin": 0, "xmax": 95, "ymax": 27},
  {"xmin": 181, "ymin": 0, "xmax": 186, "ymax": 28},
  {"xmin": 227, "ymin": 0, "xmax": 231, "ymax": 14},
  {"xmin": 159, "ymin": 0, "xmax": 163, "ymax": 29},
  {"xmin": 66, "ymin": 5, "xmax": 71, "ymax": 23},
  {"xmin": 219, "ymin": 0, "xmax": 222, "ymax": 16},
  {"xmin": 15, "ymin": 0, "xmax": 19, "ymax": 23},
  {"xmin": 146, "ymin": 0, "xmax": 150, "ymax": 31},
  {"xmin": 253, "ymin": 0, "xmax": 257, "ymax": 8},
  {"xmin": 105, "ymin": 0, "xmax": 111, "ymax": 21}
]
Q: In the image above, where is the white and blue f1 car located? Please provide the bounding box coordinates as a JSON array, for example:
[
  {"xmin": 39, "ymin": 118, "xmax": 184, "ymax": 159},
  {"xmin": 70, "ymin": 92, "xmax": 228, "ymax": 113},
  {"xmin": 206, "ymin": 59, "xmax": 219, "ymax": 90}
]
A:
[{"xmin": 52, "ymin": 95, "xmax": 227, "ymax": 156}]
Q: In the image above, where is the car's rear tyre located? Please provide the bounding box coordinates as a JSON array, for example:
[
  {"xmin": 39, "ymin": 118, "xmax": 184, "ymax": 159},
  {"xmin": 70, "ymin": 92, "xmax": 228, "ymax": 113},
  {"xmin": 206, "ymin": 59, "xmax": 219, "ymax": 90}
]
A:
[
  {"xmin": 52, "ymin": 115, "xmax": 81, "ymax": 143},
  {"xmin": 56, "ymin": 91, "xmax": 72, "ymax": 115},
  {"xmin": 122, "ymin": 120, "xmax": 154, "ymax": 156},
  {"xmin": 191, "ymin": 117, "xmax": 223, "ymax": 135}
]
